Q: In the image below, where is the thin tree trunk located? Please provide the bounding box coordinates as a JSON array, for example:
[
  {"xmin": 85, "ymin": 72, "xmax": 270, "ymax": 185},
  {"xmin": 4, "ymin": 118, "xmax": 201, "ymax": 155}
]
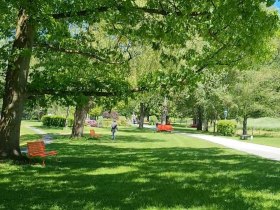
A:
[
  {"xmin": 64, "ymin": 106, "xmax": 70, "ymax": 127},
  {"xmin": 139, "ymin": 102, "xmax": 145, "ymax": 129},
  {"xmin": 0, "ymin": 9, "xmax": 34, "ymax": 159},
  {"xmin": 146, "ymin": 108, "xmax": 150, "ymax": 122},
  {"xmin": 161, "ymin": 96, "xmax": 168, "ymax": 125},
  {"xmin": 203, "ymin": 119, "xmax": 209, "ymax": 132},
  {"xmin": 71, "ymin": 99, "xmax": 93, "ymax": 138},
  {"xmin": 242, "ymin": 115, "xmax": 248, "ymax": 135},
  {"xmin": 197, "ymin": 106, "xmax": 203, "ymax": 131}
]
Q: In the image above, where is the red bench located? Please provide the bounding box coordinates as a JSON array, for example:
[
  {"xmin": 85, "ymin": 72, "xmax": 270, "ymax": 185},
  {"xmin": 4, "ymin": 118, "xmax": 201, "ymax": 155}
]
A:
[
  {"xmin": 27, "ymin": 141, "xmax": 57, "ymax": 166},
  {"xmin": 156, "ymin": 124, "xmax": 173, "ymax": 132}
]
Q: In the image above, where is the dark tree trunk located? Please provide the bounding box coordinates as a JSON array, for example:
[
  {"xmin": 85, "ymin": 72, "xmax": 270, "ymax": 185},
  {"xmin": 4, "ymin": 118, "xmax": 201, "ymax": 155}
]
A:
[
  {"xmin": 192, "ymin": 117, "xmax": 197, "ymax": 126},
  {"xmin": 71, "ymin": 99, "xmax": 93, "ymax": 138},
  {"xmin": 197, "ymin": 106, "xmax": 203, "ymax": 131},
  {"xmin": 0, "ymin": 9, "xmax": 34, "ymax": 159},
  {"xmin": 242, "ymin": 115, "xmax": 248, "ymax": 135},
  {"xmin": 139, "ymin": 102, "xmax": 145, "ymax": 129},
  {"xmin": 146, "ymin": 109, "xmax": 150, "ymax": 122}
]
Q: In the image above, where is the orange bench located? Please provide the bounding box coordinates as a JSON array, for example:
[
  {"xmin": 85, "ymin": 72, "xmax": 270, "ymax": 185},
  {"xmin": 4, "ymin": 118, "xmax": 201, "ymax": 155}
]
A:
[
  {"xmin": 90, "ymin": 129, "xmax": 101, "ymax": 138},
  {"xmin": 27, "ymin": 141, "xmax": 57, "ymax": 166},
  {"xmin": 156, "ymin": 124, "xmax": 173, "ymax": 132}
]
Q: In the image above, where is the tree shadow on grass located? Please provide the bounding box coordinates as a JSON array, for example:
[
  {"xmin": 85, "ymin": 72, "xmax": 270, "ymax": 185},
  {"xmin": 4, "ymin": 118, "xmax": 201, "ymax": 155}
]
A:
[{"xmin": 3, "ymin": 135, "xmax": 280, "ymax": 210}]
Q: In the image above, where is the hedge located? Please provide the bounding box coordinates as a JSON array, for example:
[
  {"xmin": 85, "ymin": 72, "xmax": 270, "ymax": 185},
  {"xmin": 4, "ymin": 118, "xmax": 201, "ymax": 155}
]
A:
[
  {"xmin": 41, "ymin": 115, "xmax": 66, "ymax": 127},
  {"xmin": 217, "ymin": 120, "xmax": 237, "ymax": 136}
]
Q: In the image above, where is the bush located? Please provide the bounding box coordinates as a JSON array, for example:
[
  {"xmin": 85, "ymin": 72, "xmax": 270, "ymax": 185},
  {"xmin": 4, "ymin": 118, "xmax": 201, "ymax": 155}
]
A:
[
  {"xmin": 102, "ymin": 119, "xmax": 112, "ymax": 128},
  {"xmin": 118, "ymin": 116, "xmax": 128, "ymax": 126},
  {"xmin": 149, "ymin": 115, "xmax": 158, "ymax": 125},
  {"xmin": 97, "ymin": 116, "xmax": 103, "ymax": 127},
  {"xmin": 217, "ymin": 120, "xmax": 237, "ymax": 136},
  {"xmin": 41, "ymin": 115, "xmax": 66, "ymax": 127}
]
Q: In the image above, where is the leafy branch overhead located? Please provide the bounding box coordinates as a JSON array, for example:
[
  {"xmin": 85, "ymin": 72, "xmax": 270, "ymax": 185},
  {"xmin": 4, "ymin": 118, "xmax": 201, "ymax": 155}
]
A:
[{"xmin": 0, "ymin": 0, "xmax": 279, "ymax": 158}]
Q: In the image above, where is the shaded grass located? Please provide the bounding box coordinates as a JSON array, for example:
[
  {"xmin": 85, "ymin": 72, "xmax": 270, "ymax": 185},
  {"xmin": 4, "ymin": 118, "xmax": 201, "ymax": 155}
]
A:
[{"xmin": 2, "ymin": 126, "xmax": 280, "ymax": 210}]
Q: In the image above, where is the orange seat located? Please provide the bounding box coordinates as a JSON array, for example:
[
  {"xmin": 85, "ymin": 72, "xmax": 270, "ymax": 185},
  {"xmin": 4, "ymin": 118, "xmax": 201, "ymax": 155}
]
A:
[
  {"xmin": 27, "ymin": 141, "xmax": 57, "ymax": 166},
  {"xmin": 90, "ymin": 129, "xmax": 101, "ymax": 138},
  {"xmin": 156, "ymin": 124, "xmax": 173, "ymax": 132}
]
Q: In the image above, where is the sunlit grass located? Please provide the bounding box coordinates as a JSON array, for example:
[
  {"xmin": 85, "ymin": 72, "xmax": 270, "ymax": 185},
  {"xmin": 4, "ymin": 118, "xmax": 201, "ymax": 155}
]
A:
[{"xmin": 2, "ymin": 124, "xmax": 280, "ymax": 209}]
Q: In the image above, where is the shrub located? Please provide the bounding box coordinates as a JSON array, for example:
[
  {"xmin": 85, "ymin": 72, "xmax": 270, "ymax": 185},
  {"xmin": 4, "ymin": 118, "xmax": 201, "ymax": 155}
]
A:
[
  {"xmin": 102, "ymin": 119, "xmax": 112, "ymax": 128},
  {"xmin": 217, "ymin": 120, "xmax": 237, "ymax": 136},
  {"xmin": 118, "ymin": 116, "xmax": 128, "ymax": 126},
  {"xmin": 41, "ymin": 115, "xmax": 66, "ymax": 127},
  {"xmin": 149, "ymin": 115, "xmax": 158, "ymax": 125},
  {"xmin": 41, "ymin": 115, "xmax": 51, "ymax": 126},
  {"xmin": 97, "ymin": 116, "xmax": 104, "ymax": 127},
  {"xmin": 102, "ymin": 111, "xmax": 111, "ymax": 119}
]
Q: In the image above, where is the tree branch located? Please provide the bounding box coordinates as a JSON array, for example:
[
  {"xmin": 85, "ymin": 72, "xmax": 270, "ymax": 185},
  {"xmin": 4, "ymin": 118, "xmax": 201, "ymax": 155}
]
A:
[
  {"xmin": 52, "ymin": 5, "xmax": 209, "ymax": 19},
  {"xmin": 27, "ymin": 87, "xmax": 145, "ymax": 97},
  {"xmin": 35, "ymin": 42, "xmax": 131, "ymax": 64}
]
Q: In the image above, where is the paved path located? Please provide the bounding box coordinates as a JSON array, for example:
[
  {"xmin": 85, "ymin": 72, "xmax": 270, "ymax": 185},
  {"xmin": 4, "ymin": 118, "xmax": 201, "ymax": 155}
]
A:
[
  {"xmin": 185, "ymin": 133, "xmax": 280, "ymax": 161},
  {"xmin": 27, "ymin": 126, "xmax": 53, "ymax": 144}
]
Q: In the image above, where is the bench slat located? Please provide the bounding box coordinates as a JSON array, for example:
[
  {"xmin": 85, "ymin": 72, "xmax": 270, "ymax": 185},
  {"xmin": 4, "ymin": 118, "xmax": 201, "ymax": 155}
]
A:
[{"xmin": 27, "ymin": 141, "xmax": 58, "ymax": 165}]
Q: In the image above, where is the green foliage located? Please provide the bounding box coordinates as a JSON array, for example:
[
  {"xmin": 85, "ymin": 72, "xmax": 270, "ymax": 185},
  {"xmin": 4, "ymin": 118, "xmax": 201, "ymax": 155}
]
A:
[
  {"xmin": 101, "ymin": 119, "xmax": 112, "ymax": 128},
  {"xmin": 117, "ymin": 116, "xmax": 128, "ymax": 126},
  {"xmin": 97, "ymin": 116, "xmax": 104, "ymax": 127},
  {"xmin": 89, "ymin": 106, "xmax": 102, "ymax": 118},
  {"xmin": 149, "ymin": 115, "xmax": 158, "ymax": 125},
  {"xmin": 41, "ymin": 115, "xmax": 66, "ymax": 127},
  {"xmin": 217, "ymin": 120, "xmax": 237, "ymax": 136},
  {"xmin": 67, "ymin": 117, "xmax": 74, "ymax": 127}
]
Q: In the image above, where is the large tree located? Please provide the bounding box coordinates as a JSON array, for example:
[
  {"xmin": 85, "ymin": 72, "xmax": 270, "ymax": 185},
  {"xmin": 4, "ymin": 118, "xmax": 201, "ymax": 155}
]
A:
[{"xmin": 0, "ymin": 0, "xmax": 278, "ymax": 159}]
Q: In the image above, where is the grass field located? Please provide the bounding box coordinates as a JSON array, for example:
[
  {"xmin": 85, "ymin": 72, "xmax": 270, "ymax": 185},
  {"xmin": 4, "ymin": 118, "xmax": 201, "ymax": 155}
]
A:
[
  {"xmin": 1, "ymin": 122, "xmax": 280, "ymax": 209},
  {"xmin": 173, "ymin": 118, "xmax": 280, "ymax": 148}
]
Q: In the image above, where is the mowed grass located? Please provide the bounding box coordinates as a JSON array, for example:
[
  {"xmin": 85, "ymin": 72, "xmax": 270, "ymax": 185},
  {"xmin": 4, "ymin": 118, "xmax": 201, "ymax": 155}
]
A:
[
  {"xmin": 239, "ymin": 117, "xmax": 280, "ymax": 131},
  {"xmin": 172, "ymin": 118, "xmax": 280, "ymax": 148},
  {"xmin": 1, "ymin": 124, "xmax": 280, "ymax": 209}
]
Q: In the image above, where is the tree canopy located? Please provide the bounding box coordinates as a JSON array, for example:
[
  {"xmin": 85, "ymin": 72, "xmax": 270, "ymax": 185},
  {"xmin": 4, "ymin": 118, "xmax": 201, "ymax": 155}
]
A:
[{"xmin": 0, "ymin": 0, "xmax": 279, "ymax": 159}]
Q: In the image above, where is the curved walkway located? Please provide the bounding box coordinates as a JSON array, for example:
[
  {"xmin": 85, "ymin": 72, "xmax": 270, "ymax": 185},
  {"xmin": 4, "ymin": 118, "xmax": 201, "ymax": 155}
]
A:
[
  {"xmin": 185, "ymin": 133, "xmax": 280, "ymax": 161},
  {"xmin": 27, "ymin": 126, "xmax": 53, "ymax": 144}
]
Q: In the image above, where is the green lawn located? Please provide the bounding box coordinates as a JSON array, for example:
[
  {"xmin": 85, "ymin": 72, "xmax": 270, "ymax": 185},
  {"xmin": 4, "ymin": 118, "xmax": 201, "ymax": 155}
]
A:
[
  {"xmin": 229, "ymin": 135, "xmax": 280, "ymax": 148},
  {"xmin": 1, "ymin": 124, "xmax": 280, "ymax": 209},
  {"xmin": 171, "ymin": 118, "xmax": 280, "ymax": 148}
]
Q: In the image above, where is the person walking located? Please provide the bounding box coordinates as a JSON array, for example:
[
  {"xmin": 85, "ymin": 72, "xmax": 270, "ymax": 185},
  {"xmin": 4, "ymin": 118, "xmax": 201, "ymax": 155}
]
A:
[{"xmin": 111, "ymin": 120, "xmax": 118, "ymax": 140}]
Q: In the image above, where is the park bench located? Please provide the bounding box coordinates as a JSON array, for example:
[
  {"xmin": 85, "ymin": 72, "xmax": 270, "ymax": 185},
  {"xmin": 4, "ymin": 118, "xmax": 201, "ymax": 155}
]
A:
[
  {"xmin": 156, "ymin": 124, "xmax": 173, "ymax": 132},
  {"xmin": 90, "ymin": 129, "xmax": 101, "ymax": 138},
  {"xmin": 27, "ymin": 141, "xmax": 57, "ymax": 166},
  {"xmin": 240, "ymin": 135, "xmax": 252, "ymax": 140}
]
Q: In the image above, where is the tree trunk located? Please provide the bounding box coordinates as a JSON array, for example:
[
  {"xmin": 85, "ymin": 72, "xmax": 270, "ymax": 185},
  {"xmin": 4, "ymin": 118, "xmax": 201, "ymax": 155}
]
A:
[
  {"xmin": 192, "ymin": 117, "xmax": 197, "ymax": 126},
  {"xmin": 71, "ymin": 100, "xmax": 93, "ymax": 138},
  {"xmin": 203, "ymin": 119, "xmax": 209, "ymax": 132},
  {"xmin": 161, "ymin": 97, "xmax": 168, "ymax": 125},
  {"xmin": 0, "ymin": 9, "xmax": 34, "ymax": 159},
  {"xmin": 139, "ymin": 102, "xmax": 145, "ymax": 129},
  {"xmin": 64, "ymin": 106, "xmax": 70, "ymax": 127},
  {"xmin": 197, "ymin": 106, "xmax": 203, "ymax": 131},
  {"xmin": 242, "ymin": 115, "xmax": 248, "ymax": 135}
]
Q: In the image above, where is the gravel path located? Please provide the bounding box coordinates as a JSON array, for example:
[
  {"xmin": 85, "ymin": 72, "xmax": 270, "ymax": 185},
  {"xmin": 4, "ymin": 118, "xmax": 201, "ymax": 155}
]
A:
[
  {"xmin": 27, "ymin": 126, "xmax": 53, "ymax": 144},
  {"xmin": 186, "ymin": 133, "xmax": 280, "ymax": 161}
]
